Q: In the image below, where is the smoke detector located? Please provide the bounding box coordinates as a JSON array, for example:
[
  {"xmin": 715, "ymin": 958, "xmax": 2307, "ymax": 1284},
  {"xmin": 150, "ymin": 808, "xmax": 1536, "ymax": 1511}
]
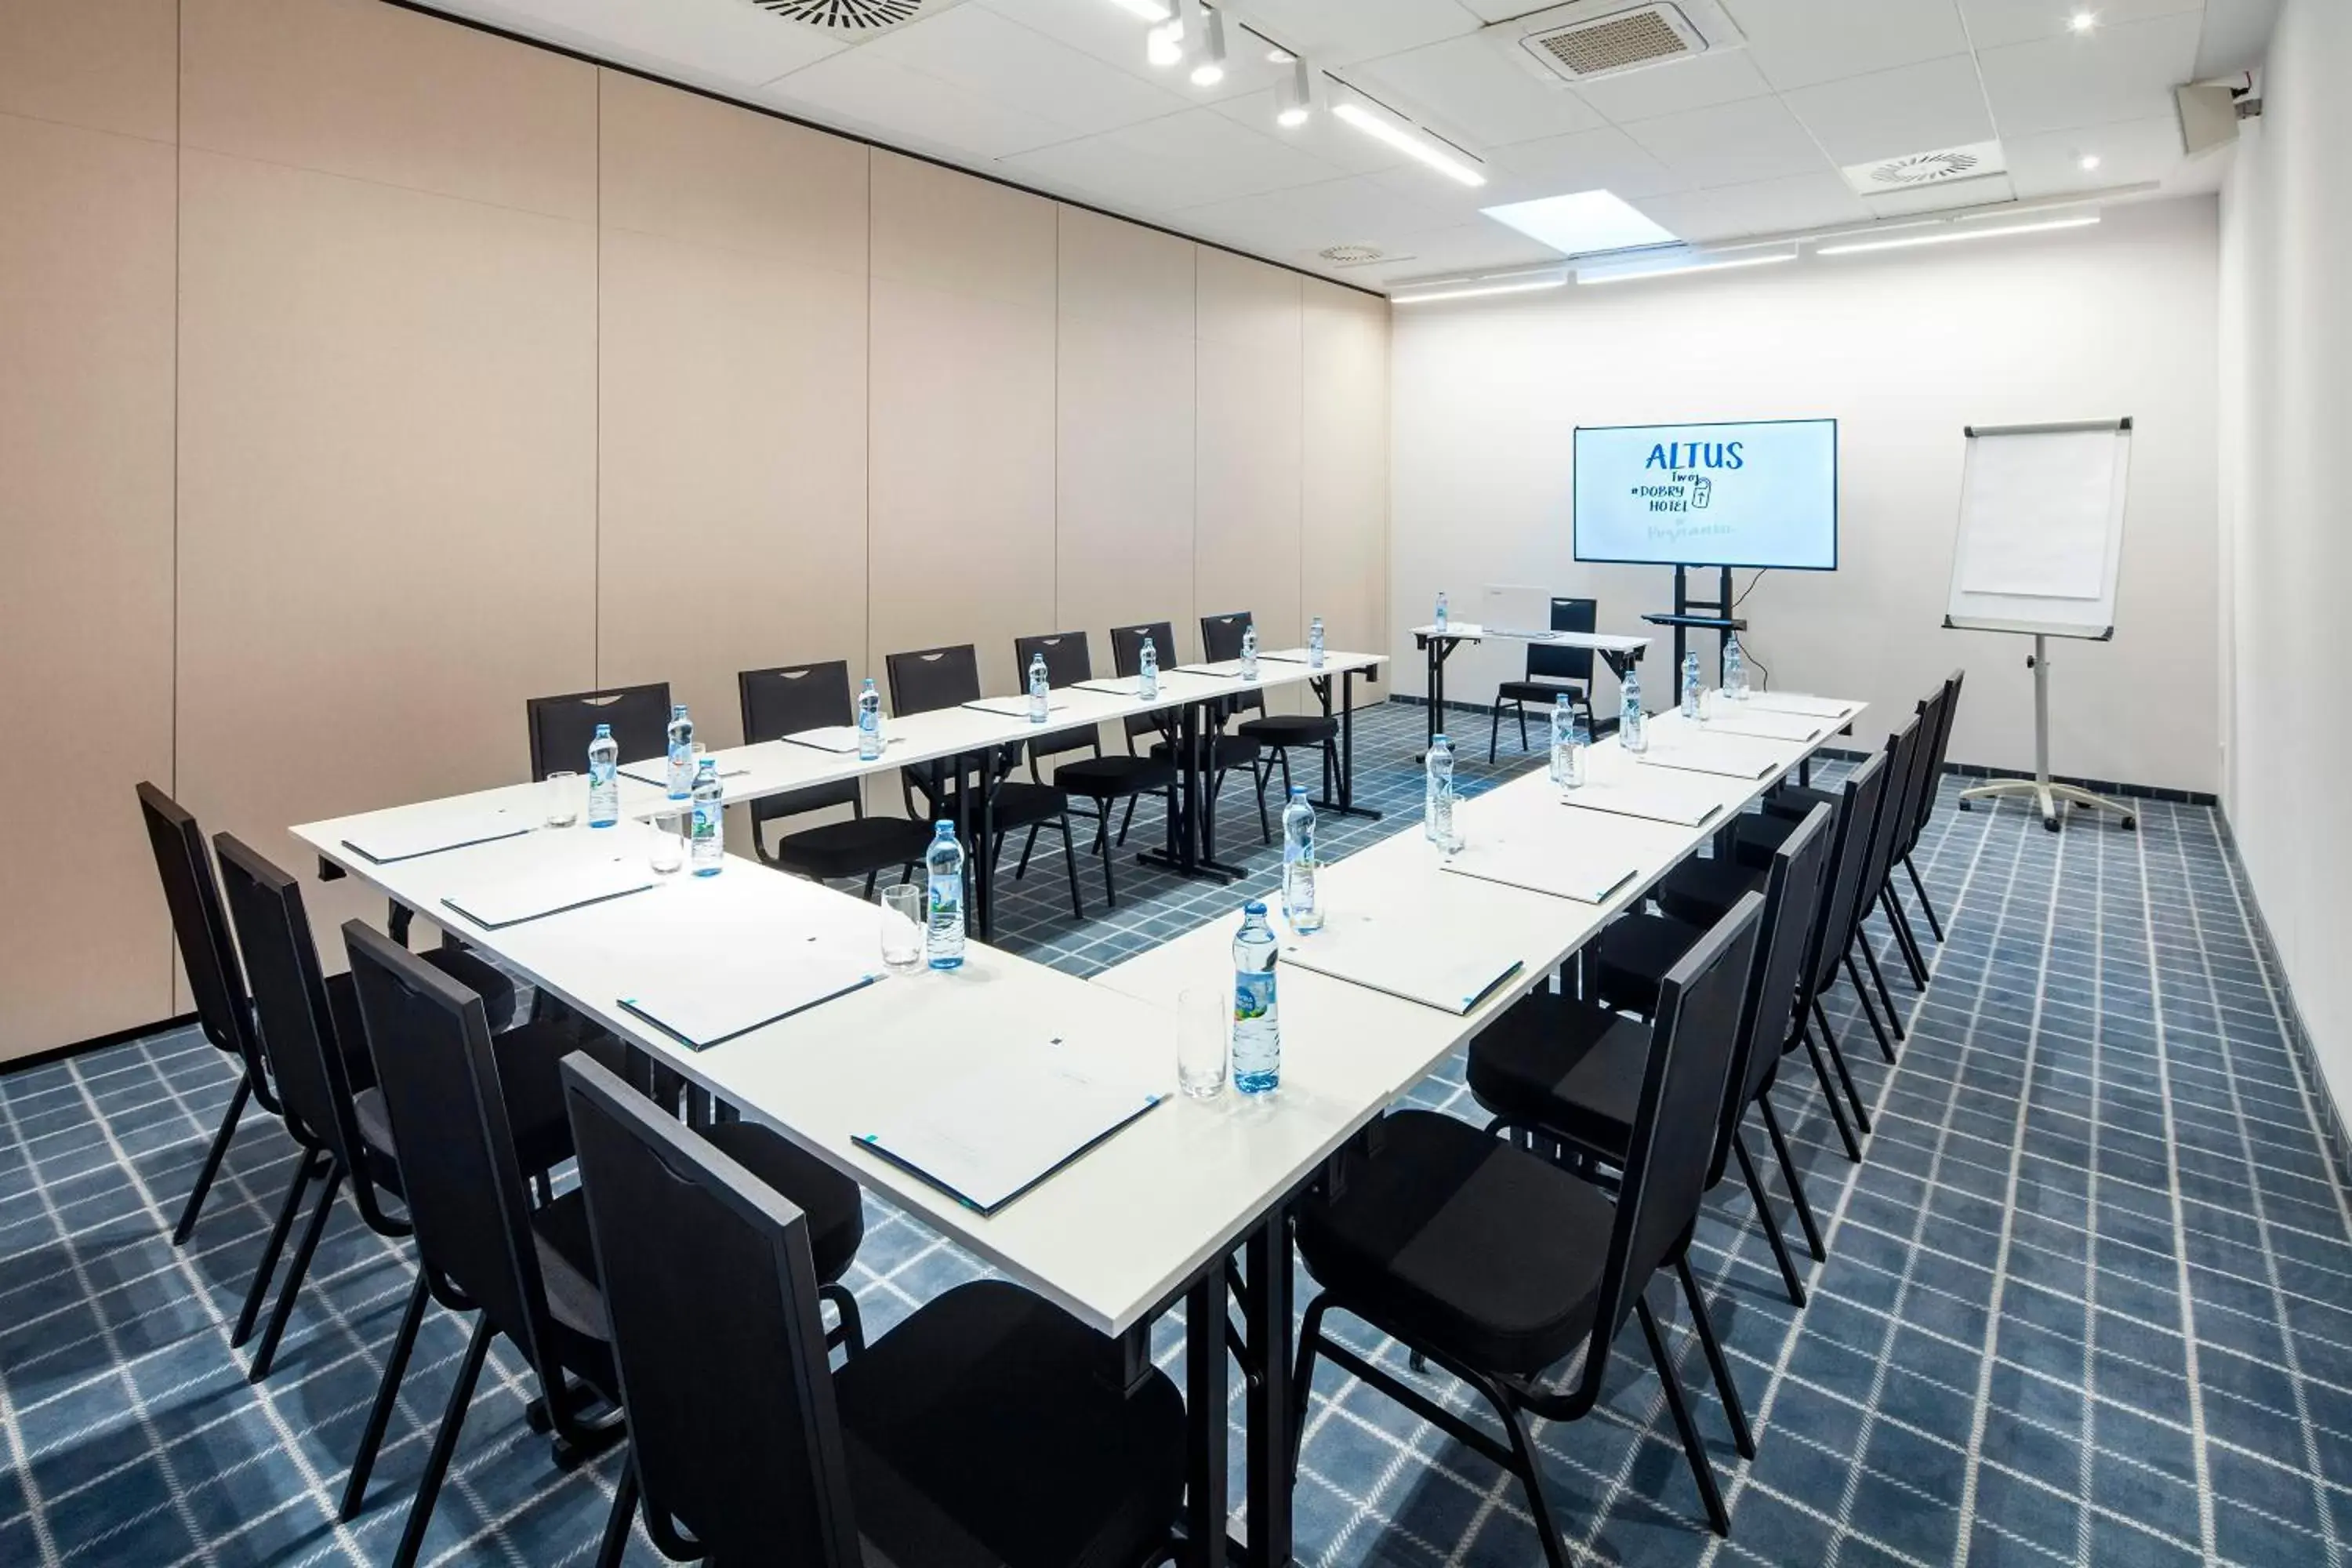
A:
[
  {"xmin": 1317, "ymin": 245, "xmax": 1387, "ymax": 267},
  {"xmin": 1491, "ymin": 1, "xmax": 1748, "ymax": 86},
  {"xmin": 745, "ymin": 0, "xmax": 973, "ymax": 34},
  {"xmin": 1842, "ymin": 140, "xmax": 2008, "ymax": 197}
]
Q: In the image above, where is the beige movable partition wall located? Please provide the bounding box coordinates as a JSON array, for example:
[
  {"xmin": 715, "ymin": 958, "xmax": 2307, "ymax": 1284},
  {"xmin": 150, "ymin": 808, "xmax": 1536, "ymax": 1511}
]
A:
[
  {"xmin": 1304, "ymin": 281, "xmax": 1391, "ymax": 709},
  {"xmin": 174, "ymin": 0, "xmax": 601, "ymax": 978},
  {"xmin": 0, "ymin": 1, "xmax": 179, "ymax": 1055},
  {"xmin": 1196, "ymin": 250, "xmax": 1305, "ymax": 710}
]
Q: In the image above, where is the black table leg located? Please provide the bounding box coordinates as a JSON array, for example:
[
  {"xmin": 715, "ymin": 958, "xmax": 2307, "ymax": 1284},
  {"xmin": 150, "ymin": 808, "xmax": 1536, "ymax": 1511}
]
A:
[
  {"xmin": 1243, "ymin": 1203, "xmax": 1295, "ymax": 1567},
  {"xmin": 976, "ymin": 750, "xmax": 997, "ymax": 942},
  {"xmin": 387, "ymin": 902, "xmax": 414, "ymax": 947},
  {"xmin": 1312, "ymin": 670, "xmax": 1381, "ymax": 822},
  {"xmin": 1143, "ymin": 701, "xmax": 1242, "ymax": 882},
  {"xmin": 1185, "ymin": 1267, "xmax": 1231, "ymax": 1568}
]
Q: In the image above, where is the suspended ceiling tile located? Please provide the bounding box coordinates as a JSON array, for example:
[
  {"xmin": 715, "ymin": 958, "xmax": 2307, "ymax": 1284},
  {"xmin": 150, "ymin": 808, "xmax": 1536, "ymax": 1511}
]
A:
[
  {"xmin": 2002, "ymin": 113, "xmax": 2187, "ymax": 195},
  {"xmin": 1241, "ymin": 0, "xmax": 1486, "ymax": 67},
  {"xmin": 1958, "ymin": 0, "xmax": 2205, "ymax": 51},
  {"xmin": 429, "ymin": 0, "xmax": 850, "ymax": 89},
  {"xmin": 1567, "ymin": 45, "xmax": 1777, "ymax": 124},
  {"xmin": 1167, "ymin": 172, "xmax": 1459, "ymax": 254},
  {"xmin": 1621, "ymin": 93, "xmax": 1836, "ymax": 187},
  {"xmin": 764, "ymin": 46, "xmax": 1073, "ymax": 159},
  {"xmin": 1001, "ymin": 106, "xmax": 1347, "ymax": 210},
  {"xmin": 1348, "ymin": 32, "xmax": 1606, "ymax": 149},
  {"xmin": 1482, "ymin": 123, "xmax": 1691, "ymax": 201},
  {"xmin": 865, "ymin": 3, "xmax": 1193, "ymax": 135},
  {"xmin": 1730, "ymin": 0, "xmax": 1975, "ymax": 92},
  {"xmin": 1630, "ymin": 168, "xmax": 1873, "ymax": 241},
  {"xmin": 1976, "ymin": 9, "xmax": 2202, "ymax": 136},
  {"xmin": 1781, "ymin": 53, "xmax": 1998, "ymax": 165}
]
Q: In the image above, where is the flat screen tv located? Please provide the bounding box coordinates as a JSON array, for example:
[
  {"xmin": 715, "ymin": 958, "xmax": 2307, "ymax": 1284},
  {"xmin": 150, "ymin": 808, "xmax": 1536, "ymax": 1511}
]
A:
[{"xmin": 1572, "ymin": 418, "xmax": 1838, "ymax": 571}]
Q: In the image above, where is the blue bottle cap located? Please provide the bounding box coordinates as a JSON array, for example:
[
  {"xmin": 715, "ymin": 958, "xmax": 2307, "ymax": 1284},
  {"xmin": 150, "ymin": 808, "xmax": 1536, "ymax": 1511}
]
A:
[
  {"xmin": 933, "ymin": 818, "xmax": 956, "ymax": 834},
  {"xmin": 593, "ymin": 723, "xmax": 612, "ymax": 735},
  {"xmin": 1243, "ymin": 900, "xmax": 1267, "ymax": 916},
  {"xmin": 1433, "ymin": 733, "xmax": 1447, "ymax": 745}
]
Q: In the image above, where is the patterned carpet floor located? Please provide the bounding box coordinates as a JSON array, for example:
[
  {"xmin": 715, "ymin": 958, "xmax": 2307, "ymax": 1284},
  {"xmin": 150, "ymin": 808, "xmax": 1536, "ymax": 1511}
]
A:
[{"xmin": 3, "ymin": 701, "xmax": 2347, "ymax": 1566}]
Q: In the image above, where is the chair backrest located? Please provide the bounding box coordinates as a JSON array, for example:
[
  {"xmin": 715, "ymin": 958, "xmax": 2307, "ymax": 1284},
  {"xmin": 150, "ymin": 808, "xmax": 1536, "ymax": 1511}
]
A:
[
  {"xmin": 563, "ymin": 1054, "xmax": 861, "ymax": 1566},
  {"xmin": 343, "ymin": 920, "xmax": 554, "ymax": 1365},
  {"xmin": 1719, "ymin": 804, "xmax": 1835, "ymax": 1176},
  {"xmin": 1883, "ymin": 683, "xmax": 1947, "ymax": 880},
  {"xmin": 1013, "ymin": 632, "xmax": 1104, "ymax": 767},
  {"xmin": 1804, "ymin": 749, "xmax": 1891, "ymax": 1001},
  {"xmin": 1581, "ymin": 891, "xmax": 1764, "ymax": 1406},
  {"xmin": 739, "ymin": 662, "xmax": 862, "ymax": 824},
  {"xmin": 1907, "ymin": 668, "xmax": 1965, "ymax": 851},
  {"xmin": 886, "ymin": 644, "xmax": 987, "ymax": 812},
  {"xmin": 1848, "ymin": 715, "xmax": 1925, "ymax": 944},
  {"xmin": 214, "ymin": 835, "xmax": 366, "ymax": 1176},
  {"xmin": 1199, "ymin": 611, "xmax": 1265, "ymax": 723},
  {"xmin": 1110, "ymin": 621, "xmax": 1178, "ymax": 745},
  {"xmin": 527, "ymin": 682, "xmax": 673, "ymax": 782},
  {"xmin": 136, "ymin": 783, "xmax": 265, "ymax": 1084},
  {"xmin": 1528, "ymin": 597, "xmax": 1597, "ymax": 684}
]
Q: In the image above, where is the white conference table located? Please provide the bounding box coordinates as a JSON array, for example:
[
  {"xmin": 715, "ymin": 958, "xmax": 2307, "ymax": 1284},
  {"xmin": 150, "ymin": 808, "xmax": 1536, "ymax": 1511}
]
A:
[
  {"xmin": 293, "ymin": 685, "xmax": 1858, "ymax": 1568},
  {"xmin": 1408, "ymin": 621, "xmax": 1652, "ymax": 755}
]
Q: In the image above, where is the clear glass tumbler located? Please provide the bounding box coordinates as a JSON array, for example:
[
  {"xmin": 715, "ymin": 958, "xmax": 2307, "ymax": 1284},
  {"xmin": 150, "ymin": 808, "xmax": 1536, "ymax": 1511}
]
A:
[
  {"xmin": 648, "ymin": 812, "xmax": 684, "ymax": 875},
  {"xmin": 1176, "ymin": 985, "xmax": 1228, "ymax": 1100},
  {"xmin": 879, "ymin": 884, "xmax": 924, "ymax": 974}
]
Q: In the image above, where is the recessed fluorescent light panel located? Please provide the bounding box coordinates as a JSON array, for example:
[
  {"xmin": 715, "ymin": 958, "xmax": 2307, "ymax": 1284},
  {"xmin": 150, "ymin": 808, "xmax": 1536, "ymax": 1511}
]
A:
[
  {"xmin": 1482, "ymin": 191, "xmax": 1678, "ymax": 257},
  {"xmin": 1577, "ymin": 245, "xmax": 1797, "ymax": 284},
  {"xmin": 1331, "ymin": 101, "xmax": 1486, "ymax": 187},
  {"xmin": 1816, "ymin": 213, "xmax": 2100, "ymax": 256}
]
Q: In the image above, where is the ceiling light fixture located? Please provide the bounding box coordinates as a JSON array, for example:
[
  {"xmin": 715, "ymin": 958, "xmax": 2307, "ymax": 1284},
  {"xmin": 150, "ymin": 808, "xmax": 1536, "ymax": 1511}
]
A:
[
  {"xmin": 1333, "ymin": 100, "xmax": 1486, "ymax": 187},
  {"xmin": 1816, "ymin": 212, "xmax": 2100, "ymax": 256},
  {"xmin": 2067, "ymin": 9, "xmax": 2098, "ymax": 33},
  {"xmin": 1482, "ymin": 189, "xmax": 1678, "ymax": 256},
  {"xmin": 1265, "ymin": 46, "xmax": 1294, "ymax": 63},
  {"xmin": 1188, "ymin": 1, "xmax": 1227, "ymax": 85},
  {"xmin": 2078, "ymin": 152, "xmax": 2102, "ymax": 172},
  {"xmin": 1105, "ymin": 0, "xmax": 1171, "ymax": 20},
  {"xmin": 1274, "ymin": 58, "xmax": 1313, "ymax": 128},
  {"xmin": 1577, "ymin": 246, "xmax": 1798, "ymax": 285},
  {"xmin": 1146, "ymin": 19, "xmax": 1183, "ymax": 67},
  {"xmin": 1392, "ymin": 270, "xmax": 1569, "ymax": 305}
]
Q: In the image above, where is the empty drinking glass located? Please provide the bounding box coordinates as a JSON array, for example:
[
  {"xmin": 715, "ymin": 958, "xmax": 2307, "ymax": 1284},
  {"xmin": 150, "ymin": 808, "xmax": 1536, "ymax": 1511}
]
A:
[
  {"xmin": 879, "ymin": 883, "xmax": 924, "ymax": 975},
  {"xmin": 543, "ymin": 771, "xmax": 579, "ymax": 828},
  {"xmin": 1177, "ymin": 985, "xmax": 1228, "ymax": 1100},
  {"xmin": 648, "ymin": 812, "xmax": 684, "ymax": 875}
]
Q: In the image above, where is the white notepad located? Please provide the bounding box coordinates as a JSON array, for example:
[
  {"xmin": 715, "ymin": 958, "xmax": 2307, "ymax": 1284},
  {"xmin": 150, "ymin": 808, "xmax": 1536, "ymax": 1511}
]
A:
[
  {"xmin": 618, "ymin": 760, "xmax": 753, "ymax": 789},
  {"xmin": 960, "ymin": 695, "xmax": 1074, "ymax": 719},
  {"xmin": 342, "ymin": 809, "xmax": 532, "ymax": 865},
  {"xmin": 1438, "ymin": 832, "xmax": 1642, "ymax": 906},
  {"xmin": 854, "ymin": 1047, "xmax": 1163, "ymax": 1215},
  {"xmin": 784, "ymin": 727, "xmax": 903, "ymax": 756},
  {"xmin": 1174, "ymin": 661, "xmax": 1247, "ymax": 679},
  {"xmin": 1277, "ymin": 910, "xmax": 1525, "ymax": 1015},
  {"xmin": 1689, "ymin": 709, "xmax": 1828, "ymax": 743},
  {"xmin": 1557, "ymin": 769, "xmax": 1726, "ymax": 828},
  {"xmin": 618, "ymin": 938, "xmax": 880, "ymax": 1051},
  {"xmin": 1254, "ymin": 648, "xmax": 1322, "ymax": 665},
  {"xmin": 1634, "ymin": 733, "xmax": 1785, "ymax": 781},
  {"xmin": 438, "ymin": 856, "xmax": 657, "ymax": 930},
  {"xmin": 1740, "ymin": 691, "xmax": 1855, "ymax": 720}
]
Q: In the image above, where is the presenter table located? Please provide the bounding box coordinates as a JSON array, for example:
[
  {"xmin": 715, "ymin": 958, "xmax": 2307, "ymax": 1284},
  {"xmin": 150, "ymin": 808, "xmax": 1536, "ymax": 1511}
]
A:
[{"xmin": 1410, "ymin": 622, "xmax": 1650, "ymax": 754}]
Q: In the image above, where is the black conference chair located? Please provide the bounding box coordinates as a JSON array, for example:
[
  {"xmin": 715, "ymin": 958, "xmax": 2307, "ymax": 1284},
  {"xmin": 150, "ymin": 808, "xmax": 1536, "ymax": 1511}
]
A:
[
  {"xmin": 1489, "ymin": 596, "xmax": 1599, "ymax": 762},
  {"xmin": 1200, "ymin": 610, "xmax": 1338, "ymax": 808},
  {"xmin": 1470, "ymin": 804, "xmax": 1835, "ymax": 1322},
  {"xmin": 1013, "ymin": 631, "xmax": 1175, "ymax": 908},
  {"xmin": 1111, "ymin": 619, "xmax": 1269, "ymax": 848},
  {"xmin": 1292, "ymin": 894, "xmax": 1766, "ymax": 1562},
  {"xmin": 1659, "ymin": 749, "xmax": 1893, "ymax": 1163},
  {"xmin": 561, "ymin": 1053, "xmax": 1188, "ymax": 1568},
  {"xmin": 886, "ymin": 643, "xmax": 1085, "ymax": 919},
  {"xmin": 738, "ymin": 662, "xmax": 932, "ymax": 898},
  {"xmin": 342, "ymin": 924, "xmax": 869, "ymax": 1565},
  {"xmin": 1896, "ymin": 670, "xmax": 1966, "ymax": 942},
  {"xmin": 526, "ymin": 681, "xmax": 673, "ymax": 782}
]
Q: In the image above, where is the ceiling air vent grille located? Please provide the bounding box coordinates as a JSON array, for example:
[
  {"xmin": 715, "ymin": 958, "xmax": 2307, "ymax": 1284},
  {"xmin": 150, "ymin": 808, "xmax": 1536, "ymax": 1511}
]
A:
[
  {"xmin": 1840, "ymin": 140, "xmax": 2009, "ymax": 197},
  {"xmin": 1318, "ymin": 245, "xmax": 1385, "ymax": 266},
  {"xmin": 749, "ymin": 0, "xmax": 931, "ymax": 31},
  {"xmin": 1521, "ymin": 4, "xmax": 1704, "ymax": 81}
]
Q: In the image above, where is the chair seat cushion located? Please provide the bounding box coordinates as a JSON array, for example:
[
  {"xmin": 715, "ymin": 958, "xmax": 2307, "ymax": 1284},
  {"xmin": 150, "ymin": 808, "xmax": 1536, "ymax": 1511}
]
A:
[
  {"xmin": 1465, "ymin": 990, "xmax": 1643, "ymax": 1159},
  {"xmin": 774, "ymin": 815, "xmax": 935, "ymax": 882},
  {"xmin": 985, "ymin": 781, "xmax": 1070, "ymax": 832},
  {"xmin": 1497, "ymin": 681, "xmax": 1588, "ymax": 706},
  {"xmin": 351, "ymin": 1020, "xmax": 623, "ymax": 1176},
  {"xmin": 1732, "ymin": 812, "xmax": 1796, "ymax": 871},
  {"xmin": 1297, "ymin": 1110, "xmax": 1612, "ymax": 1374},
  {"xmin": 1238, "ymin": 713, "xmax": 1338, "ymax": 747},
  {"xmin": 1655, "ymin": 858, "xmax": 1762, "ymax": 928},
  {"xmin": 1764, "ymin": 783, "xmax": 1838, "ymax": 823},
  {"xmin": 699, "ymin": 1120, "xmax": 866, "ymax": 1287},
  {"xmin": 1592, "ymin": 914, "xmax": 1708, "ymax": 1018},
  {"xmin": 837, "ymin": 1280, "xmax": 1186, "ymax": 1568},
  {"xmin": 1149, "ymin": 735, "xmax": 1261, "ymax": 769},
  {"xmin": 1049, "ymin": 755, "xmax": 1174, "ymax": 799}
]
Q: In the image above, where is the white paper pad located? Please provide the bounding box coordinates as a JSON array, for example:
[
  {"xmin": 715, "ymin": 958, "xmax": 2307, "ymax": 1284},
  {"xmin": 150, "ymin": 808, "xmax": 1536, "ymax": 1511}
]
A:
[
  {"xmin": 618, "ymin": 938, "xmax": 880, "ymax": 1051},
  {"xmin": 342, "ymin": 809, "xmax": 532, "ymax": 865},
  {"xmin": 619, "ymin": 760, "xmax": 753, "ymax": 789},
  {"xmin": 960, "ymin": 695, "xmax": 1073, "ymax": 718},
  {"xmin": 1277, "ymin": 909, "xmax": 1525, "ymax": 1015},
  {"xmin": 1174, "ymin": 661, "xmax": 1247, "ymax": 679},
  {"xmin": 1634, "ymin": 731, "xmax": 1787, "ymax": 780},
  {"xmin": 1074, "ymin": 677, "xmax": 1177, "ymax": 698},
  {"xmin": 785, "ymin": 727, "xmax": 903, "ymax": 755},
  {"xmin": 1438, "ymin": 832, "xmax": 1642, "ymax": 906},
  {"xmin": 854, "ymin": 1047, "xmax": 1163, "ymax": 1215},
  {"xmin": 438, "ymin": 855, "xmax": 657, "ymax": 929},
  {"xmin": 1556, "ymin": 767, "xmax": 1727, "ymax": 828},
  {"xmin": 1688, "ymin": 710, "xmax": 1829, "ymax": 744},
  {"xmin": 1254, "ymin": 648, "xmax": 1321, "ymax": 664},
  {"xmin": 1739, "ymin": 691, "xmax": 1855, "ymax": 720}
]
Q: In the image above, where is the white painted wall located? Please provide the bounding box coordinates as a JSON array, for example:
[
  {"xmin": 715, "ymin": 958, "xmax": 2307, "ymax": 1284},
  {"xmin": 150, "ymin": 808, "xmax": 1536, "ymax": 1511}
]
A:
[
  {"xmin": 1389, "ymin": 198, "xmax": 2221, "ymax": 793},
  {"xmin": 2219, "ymin": 0, "xmax": 2351, "ymax": 1109}
]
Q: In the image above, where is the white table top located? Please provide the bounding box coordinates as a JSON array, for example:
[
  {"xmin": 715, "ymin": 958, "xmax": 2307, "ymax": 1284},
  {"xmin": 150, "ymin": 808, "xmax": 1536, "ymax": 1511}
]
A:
[{"xmin": 1410, "ymin": 622, "xmax": 1650, "ymax": 653}]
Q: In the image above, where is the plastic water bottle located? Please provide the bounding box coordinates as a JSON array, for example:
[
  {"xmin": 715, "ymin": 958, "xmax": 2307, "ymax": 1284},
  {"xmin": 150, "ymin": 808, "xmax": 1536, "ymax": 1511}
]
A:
[
  {"xmin": 856, "ymin": 678, "xmax": 884, "ymax": 760},
  {"xmin": 1138, "ymin": 635, "xmax": 1160, "ymax": 700},
  {"xmin": 1555, "ymin": 702, "xmax": 1589, "ymax": 793},
  {"xmin": 1240, "ymin": 623, "xmax": 1259, "ymax": 681},
  {"xmin": 1681, "ymin": 651, "xmax": 1702, "ymax": 720},
  {"xmin": 1281, "ymin": 786, "xmax": 1322, "ymax": 933},
  {"xmin": 924, "ymin": 821, "xmax": 965, "ymax": 971},
  {"xmin": 1425, "ymin": 734, "xmax": 1460, "ymax": 852},
  {"xmin": 1027, "ymin": 652, "xmax": 1050, "ymax": 724},
  {"xmin": 1723, "ymin": 633, "xmax": 1749, "ymax": 701},
  {"xmin": 1621, "ymin": 670, "xmax": 1648, "ymax": 756},
  {"xmin": 1434, "ymin": 590, "xmax": 1449, "ymax": 633},
  {"xmin": 666, "ymin": 704, "xmax": 695, "ymax": 798},
  {"xmin": 688, "ymin": 758, "xmax": 724, "ymax": 875},
  {"xmin": 1308, "ymin": 616, "xmax": 1326, "ymax": 670},
  {"xmin": 586, "ymin": 723, "xmax": 619, "ymax": 828},
  {"xmin": 1231, "ymin": 902, "xmax": 1280, "ymax": 1094}
]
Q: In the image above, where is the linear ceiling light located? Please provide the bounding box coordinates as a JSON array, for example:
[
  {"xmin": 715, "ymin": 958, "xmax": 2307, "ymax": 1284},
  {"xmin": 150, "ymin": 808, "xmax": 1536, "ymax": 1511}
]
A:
[
  {"xmin": 1146, "ymin": 19, "xmax": 1183, "ymax": 67},
  {"xmin": 1105, "ymin": 0, "xmax": 1171, "ymax": 19},
  {"xmin": 1392, "ymin": 270, "xmax": 1567, "ymax": 304},
  {"xmin": 1333, "ymin": 101, "xmax": 1486, "ymax": 187},
  {"xmin": 1577, "ymin": 246, "xmax": 1797, "ymax": 284},
  {"xmin": 1189, "ymin": 2, "xmax": 1227, "ymax": 85},
  {"xmin": 1816, "ymin": 213, "xmax": 2100, "ymax": 256},
  {"xmin": 1274, "ymin": 59, "xmax": 1312, "ymax": 128}
]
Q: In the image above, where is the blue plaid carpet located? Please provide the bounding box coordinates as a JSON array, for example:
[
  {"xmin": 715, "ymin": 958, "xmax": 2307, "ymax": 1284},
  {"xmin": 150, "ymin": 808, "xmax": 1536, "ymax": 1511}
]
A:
[{"xmin": 5, "ymin": 702, "xmax": 2347, "ymax": 1566}]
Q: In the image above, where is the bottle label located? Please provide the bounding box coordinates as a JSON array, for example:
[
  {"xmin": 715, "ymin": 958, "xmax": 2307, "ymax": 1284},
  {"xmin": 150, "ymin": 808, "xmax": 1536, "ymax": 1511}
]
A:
[
  {"xmin": 691, "ymin": 800, "xmax": 720, "ymax": 844},
  {"xmin": 1234, "ymin": 971, "xmax": 1275, "ymax": 1027},
  {"xmin": 929, "ymin": 874, "xmax": 960, "ymax": 918}
]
